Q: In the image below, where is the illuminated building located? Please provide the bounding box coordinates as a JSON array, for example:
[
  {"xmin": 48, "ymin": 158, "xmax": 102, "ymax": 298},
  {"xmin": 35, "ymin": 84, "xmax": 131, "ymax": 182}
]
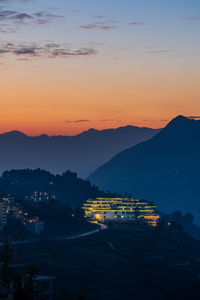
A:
[
  {"xmin": 25, "ymin": 217, "xmax": 45, "ymax": 234},
  {"xmin": 0, "ymin": 194, "xmax": 15, "ymax": 206},
  {"xmin": 0, "ymin": 193, "xmax": 15, "ymax": 229},
  {"xmin": 26, "ymin": 191, "xmax": 56, "ymax": 203},
  {"xmin": 0, "ymin": 200, "xmax": 7, "ymax": 229},
  {"xmin": 83, "ymin": 198, "xmax": 160, "ymax": 226}
]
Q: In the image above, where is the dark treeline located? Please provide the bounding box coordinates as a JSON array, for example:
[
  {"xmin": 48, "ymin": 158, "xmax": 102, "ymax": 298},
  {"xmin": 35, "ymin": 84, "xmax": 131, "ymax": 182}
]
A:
[
  {"xmin": 170, "ymin": 211, "xmax": 200, "ymax": 240},
  {"xmin": 0, "ymin": 168, "xmax": 117, "ymax": 207}
]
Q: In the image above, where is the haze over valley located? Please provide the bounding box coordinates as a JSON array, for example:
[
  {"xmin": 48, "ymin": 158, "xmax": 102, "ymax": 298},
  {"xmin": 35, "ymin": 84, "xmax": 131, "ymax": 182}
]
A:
[{"xmin": 0, "ymin": 125, "xmax": 159, "ymax": 178}]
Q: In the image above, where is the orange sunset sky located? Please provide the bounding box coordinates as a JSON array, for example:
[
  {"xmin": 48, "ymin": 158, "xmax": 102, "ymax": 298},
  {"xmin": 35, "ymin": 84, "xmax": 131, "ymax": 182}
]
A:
[{"xmin": 0, "ymin": 0, "xmax": 200, "ymax": 136}]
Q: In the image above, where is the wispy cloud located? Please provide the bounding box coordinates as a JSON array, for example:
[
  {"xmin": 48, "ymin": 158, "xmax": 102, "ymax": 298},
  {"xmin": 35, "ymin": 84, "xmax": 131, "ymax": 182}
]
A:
[
  {"xmin": 65, "ymin": 120, "xmax": 91, "ymax": 123},
  {"xmin": 143, "ymin": 119, "xmax": 169, "ymax": 122},
  {"xmin": 180, "ymin": 16, "xmax": 200, "ymax": 22},
  {"xmin": 33, "ymin": 12, "xmax": 64, "ymax": 25},
  {"xmin": 0, "ymin": 42, "xmax": 98, "ymax": 59},
  {"xmin": 187, "ymin": 116, "xmax": 200, "ymax": 120},
  {"xmin": 80, "ymin": 23, "xmax": 117, "ymax": 31},
  {"xmin": 99, "ymin": 119, "xmax": 121, "ymax": 122},
  {"xmin": 65, "ymin": 119, "xmax": 122, "ymax": 123},
  {"xmin": 0, "ymin": 27, "xmax": 15, "ymax": 33},
  {"xmin": 0, "ymin": 0, "xmax": 31, "ymax": 2},
  {"xmin": 146, "ymin": 49, "xmax": 172, "ymax": 54},
  {"xmin": 0, "ymin": 8, "xmax": 65, "ymax": 31},
  {"xmin": 94, "ymin": 15, "xmax": 104, "ymax": 19},
  {"xmin": 129, "ymin": 22, "xmax": 144, "ymax": 26},
  {"xmin": 0, "ymin": 0, "xmax": 29, "ymax": 2}
]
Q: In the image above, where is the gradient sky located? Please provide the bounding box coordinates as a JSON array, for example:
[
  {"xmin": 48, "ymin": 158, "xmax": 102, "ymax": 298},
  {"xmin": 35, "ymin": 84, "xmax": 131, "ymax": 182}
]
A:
[{"xmin": 0, "ymin": 0, "xmax": 199, "ymax": 135}]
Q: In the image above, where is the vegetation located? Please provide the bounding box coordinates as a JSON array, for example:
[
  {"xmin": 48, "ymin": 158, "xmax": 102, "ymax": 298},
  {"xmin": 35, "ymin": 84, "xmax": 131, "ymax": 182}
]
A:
[
  {"xmin": 0, "ymin": 168, "xmax": 116, "ymax": 207},
  {"xmin": 14, "ymin": 222, "xmax": 200, "ymax": 300},
  {"xmin": 2, "ymin": 216, "xmax": 34, "ymax": 241},
  {"xmin": 0, "ymin": 240, "xmax": 45, "ymax": 299},
  {"xmin": 19, "ymin": 199, "xmax": 97, "ymax": 237},
  {"xmin": 170, "ymin": 211, "xmax": 200, "ymax": 240}
]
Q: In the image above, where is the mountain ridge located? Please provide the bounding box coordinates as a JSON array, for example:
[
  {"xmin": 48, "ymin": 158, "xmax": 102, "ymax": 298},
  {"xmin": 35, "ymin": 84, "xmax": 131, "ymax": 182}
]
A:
[
  {"xmin": 0, "ymin": 125, "xmax": 160, "ymax": 178},
  {"xmin": 0, "ymin": 124, "xmax": 160, "ymax": 138},
  {"xmin": 88, "ymin": 115, "xmax": 200, "ymax": 219}
]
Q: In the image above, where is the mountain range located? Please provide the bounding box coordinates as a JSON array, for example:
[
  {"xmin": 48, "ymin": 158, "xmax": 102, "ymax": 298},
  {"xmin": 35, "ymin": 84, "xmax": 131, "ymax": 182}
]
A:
[
  {"xmin": 89, "ymin": 116, "xmax": 200, "ymax": 219},
  {"xmin": 0, "ymin": 125, "xmax": 159, "ymax": 178}
]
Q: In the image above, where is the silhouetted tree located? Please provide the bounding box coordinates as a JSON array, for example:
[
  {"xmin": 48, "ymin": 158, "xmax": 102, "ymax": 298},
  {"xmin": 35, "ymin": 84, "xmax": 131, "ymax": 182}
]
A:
[
  {"xmin": 184, "ymin": 212, "xmax": 194, "ymax": 224},
  {"xmin": 23, "ymin": 266, "xmax": 39, "ymax": 300},
  {"xmin": 0, "ymin": 239, "xmax": 12, "ymax": 289}
]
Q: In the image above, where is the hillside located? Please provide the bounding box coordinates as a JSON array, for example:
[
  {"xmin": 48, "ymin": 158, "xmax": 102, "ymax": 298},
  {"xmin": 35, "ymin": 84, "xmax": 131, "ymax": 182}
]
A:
[
  {"xmin": 0, "ymin": 168, "xmax": 116, "ymax": 207},
  {"xmin": 14, "ymin": 222, "xmax": 200, "ymax": 300},
  {"xmin": 89, "ymin": 116, "xmax": 200, "ymax": 218},
  {"xmin": 0, "ymin": 126, "xmax": 159, "ymax": 178}
]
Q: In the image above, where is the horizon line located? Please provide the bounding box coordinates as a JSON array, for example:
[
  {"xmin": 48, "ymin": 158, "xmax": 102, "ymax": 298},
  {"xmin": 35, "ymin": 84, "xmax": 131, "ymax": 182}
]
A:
[{"xmin": 0, "ymin": 123, "xmax": 163, "ymax": 138}]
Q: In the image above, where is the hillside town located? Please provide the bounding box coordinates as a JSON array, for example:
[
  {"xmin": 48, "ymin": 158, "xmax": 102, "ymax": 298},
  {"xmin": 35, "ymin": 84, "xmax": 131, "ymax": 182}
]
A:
[{"xmin": 0, "ymin": 193, "xmax": 45, "ymax": 235}]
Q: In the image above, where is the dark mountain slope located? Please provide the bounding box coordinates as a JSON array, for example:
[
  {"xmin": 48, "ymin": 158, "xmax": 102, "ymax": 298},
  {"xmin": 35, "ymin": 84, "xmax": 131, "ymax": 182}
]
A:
[
  {"xmin": 0, "ymin": 126, "xmax": 159, "ymax": 178},
  {"xmin": 0, "ymin": 168, "xmax": 116, "ymax": 207},
  {"xmin": 89, "ymin": 116, "xmax": 200, "ymax": 217}
]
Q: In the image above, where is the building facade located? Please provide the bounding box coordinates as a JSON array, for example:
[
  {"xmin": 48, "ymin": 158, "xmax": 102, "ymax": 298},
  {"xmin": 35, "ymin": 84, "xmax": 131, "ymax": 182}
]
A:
[
  {"xmin": 0, "ymin": 200, "xmax": 7, "ymax": 229},
  {"xmin": 26, "ymin": 191, "xmax": 56, "ymax": 203},
  {"xmin": 83, "ymin": 197, "xmax": 160, "ymax": 226},
  {"xmin": 25, "ymin": 218, "xmax": 45, "ymax": 234}
]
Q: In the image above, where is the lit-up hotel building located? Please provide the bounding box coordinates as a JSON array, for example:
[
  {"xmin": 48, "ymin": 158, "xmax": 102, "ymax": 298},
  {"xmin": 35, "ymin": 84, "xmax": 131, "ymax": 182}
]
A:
[{"xmin": 83, "ymin": 198, "xmax": 160, "ymax": 226}]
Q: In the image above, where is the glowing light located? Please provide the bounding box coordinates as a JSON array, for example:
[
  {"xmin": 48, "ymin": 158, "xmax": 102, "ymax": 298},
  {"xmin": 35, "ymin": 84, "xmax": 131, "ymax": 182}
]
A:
[
  {"xmin": 143, "ymin": 215, "xmax": 160, "ymax": 220},
  {"xmin": 95, "ymin": 214, "xmax": 102, "ymax": 221},
  {"xmin": 82, "ymin": 198, "xmax": 160, "ymax": 226}
]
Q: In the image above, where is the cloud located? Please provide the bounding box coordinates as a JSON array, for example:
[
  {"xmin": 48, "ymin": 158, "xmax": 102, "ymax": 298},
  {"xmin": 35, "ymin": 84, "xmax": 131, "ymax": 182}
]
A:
[
  {"xmin": 0, "ymin": 42, "xmax": 98, "ymax": 59},
  {"xmin": 0, "ymin": 27, "xmax": 15, "ymax": 33},
  {"xmin": 129, "ymin": 22, "xmax": 144, "ymax": 26},
  {"xmin": 0, "ymin": 10, "xmax": 18, "ymax": 21},
  {"xmin": 80, "ymin": 23, "xmax": 117, "ymax": 31},
  {"xmin": 180, "ymin": 16, "xmax": 200, "ymax": 22},
  {"xmin": 142, "ymin": 119, "xmax": 154, "ymax": 122},
  {"xmin": 0, "ymin": 0, "xmax": 32, "ymax": 2},
  {"xmin": 0, "ymin": 8, "xmax": 65, "ymax": 29},
  {"xmin": 187, "ymin": 116, "xmax": 200, "ymax": 120},
  {"xmin": 143, "ymin": 119, "xmax": 169, "ymax": 122},
  {"xmin": 146, "ymin": 49, "xmax": 172, "ymax": 54},
  {"xmin": 94, "ymin": 15, "xmax": 104, "ymax": 19},
  {"xmin": 99, "ymin": 119, "xmax": 120, "ymax": 122},
  {"xmin": 33, "ymin": 11, "xmax": 64, "ymax": 25},
  {"xmin": 65, "ymin": 119, "xmax": 123, "ymax": 123},
  {"xmin": 93, "ymin": 16, "xmax": 118, "ymax": 23},
  {"xmin": 65, "ymin": 120, "xmax": 91, "ymax": 123}
]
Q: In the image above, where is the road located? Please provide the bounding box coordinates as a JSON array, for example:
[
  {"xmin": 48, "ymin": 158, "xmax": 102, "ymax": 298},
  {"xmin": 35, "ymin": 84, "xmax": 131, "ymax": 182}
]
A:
[
  {"xmin": 1, "ymin": 222, "xmax": 128, "ymax": 257},
  {"xmin": 0, "ymin": 222, "xmax": 108, "ymax": 246}
]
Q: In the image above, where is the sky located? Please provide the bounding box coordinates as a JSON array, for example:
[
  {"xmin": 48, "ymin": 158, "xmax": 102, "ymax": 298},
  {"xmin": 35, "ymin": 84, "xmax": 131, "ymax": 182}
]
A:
[{"xmin": 0, "ymin": 0, "xmax": 199, "ymax": 135}]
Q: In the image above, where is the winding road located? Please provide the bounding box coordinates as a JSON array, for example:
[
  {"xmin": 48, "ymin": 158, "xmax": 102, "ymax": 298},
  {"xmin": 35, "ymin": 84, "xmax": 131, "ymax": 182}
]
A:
[{"xmin": 0, "ymin": 222, "xmax": 108, "ymax": 246}]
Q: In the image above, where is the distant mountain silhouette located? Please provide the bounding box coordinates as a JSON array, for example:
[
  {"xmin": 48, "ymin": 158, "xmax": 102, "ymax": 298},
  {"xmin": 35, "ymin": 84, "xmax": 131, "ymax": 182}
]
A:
[
  {"xmin": 0, "ymin": 125, "xmax": 159, "ymax": 178},
  {"xmin": 89, "ymin": 116, "xmax": 200, "ymax": 219}
]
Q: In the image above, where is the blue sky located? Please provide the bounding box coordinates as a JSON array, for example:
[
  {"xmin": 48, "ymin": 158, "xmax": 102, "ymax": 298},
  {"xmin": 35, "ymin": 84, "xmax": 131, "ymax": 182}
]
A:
[{"xmin": 3, "ymin": 0, "xmax": 200, "ymax": 44}]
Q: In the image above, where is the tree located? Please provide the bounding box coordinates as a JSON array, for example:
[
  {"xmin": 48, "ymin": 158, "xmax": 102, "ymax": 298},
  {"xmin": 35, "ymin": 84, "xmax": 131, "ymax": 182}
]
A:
[
  {"xmin": 0, "ymin": 239, "xmax": 12, "ymax": 289},
  {"xmin": 23, "ymin": 266, "xmax": 39, "ymax": 300},
  {"xmin": 184, "ymin": 213, "xmax": 194, "ymax": 224}
]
